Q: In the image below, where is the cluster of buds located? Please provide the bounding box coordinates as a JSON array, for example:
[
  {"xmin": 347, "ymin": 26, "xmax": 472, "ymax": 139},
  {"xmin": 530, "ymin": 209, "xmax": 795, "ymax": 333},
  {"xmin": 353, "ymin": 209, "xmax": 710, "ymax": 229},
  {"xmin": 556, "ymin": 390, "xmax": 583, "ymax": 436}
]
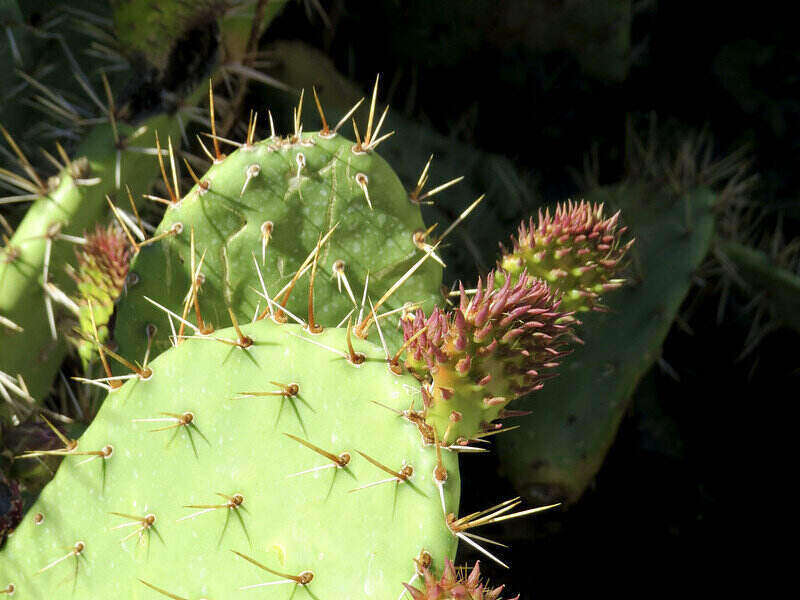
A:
[
  {"xmin": 500, "ymin": 200, "xmax": 633, "ymax": 312},
  {"xmin": 404, "ymin": 559, "xmax": 516, "ymax": 600},
  {"xmin": 68, "ymin": 224, "xmax": 133, "ymax": 366},
  {"xmin": 402, "ymin": 268, "xmax": 572, "ymax": 444}
]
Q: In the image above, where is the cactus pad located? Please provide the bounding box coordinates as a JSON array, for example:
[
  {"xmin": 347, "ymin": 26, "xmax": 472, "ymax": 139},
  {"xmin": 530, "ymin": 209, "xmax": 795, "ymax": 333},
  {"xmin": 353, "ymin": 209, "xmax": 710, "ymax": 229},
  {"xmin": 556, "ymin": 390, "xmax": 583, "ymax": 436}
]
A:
[
  {"xmin": 112, "ymin": 128, "xmax": 443, "ymax": 367},
  {"xmin": 0, "ymin": 112, "xmax": 183, "ymax": 406},
  {"xmin": 0, "ymin": 318, "xmax": 460, "ymax": 598}
]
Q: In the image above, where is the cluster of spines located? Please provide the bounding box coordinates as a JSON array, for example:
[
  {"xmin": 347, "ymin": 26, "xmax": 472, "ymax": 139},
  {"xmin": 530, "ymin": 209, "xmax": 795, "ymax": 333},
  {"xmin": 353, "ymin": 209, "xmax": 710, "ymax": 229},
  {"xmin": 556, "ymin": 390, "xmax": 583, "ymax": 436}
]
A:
[
  {"xmin": 402, "ymin": 269, "xmax": 573, "ymax": 443},
  {"xmin": 500, "ymin": 200, "xmax": 633, "ymax": 312},
  {"xmin": 404, "ymin": 559, "xmax": 517, "ymax": 600}
]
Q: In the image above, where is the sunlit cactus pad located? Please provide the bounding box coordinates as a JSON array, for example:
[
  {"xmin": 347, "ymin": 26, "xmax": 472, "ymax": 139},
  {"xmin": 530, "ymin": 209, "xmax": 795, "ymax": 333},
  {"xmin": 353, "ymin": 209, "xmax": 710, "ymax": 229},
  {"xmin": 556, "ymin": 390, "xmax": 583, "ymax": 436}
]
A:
[
  {"xmin": 113, "ymin": 127, "xmax": 443, "ymax": 366},
  {"xmin": 0, "ymin": 318, "xmax": 459, "ymax": 598}
]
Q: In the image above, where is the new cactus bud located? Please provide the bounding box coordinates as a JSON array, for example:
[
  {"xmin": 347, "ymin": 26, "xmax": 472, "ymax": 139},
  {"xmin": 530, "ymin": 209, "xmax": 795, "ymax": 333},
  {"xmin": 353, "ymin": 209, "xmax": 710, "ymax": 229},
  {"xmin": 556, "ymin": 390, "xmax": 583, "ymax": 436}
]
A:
[
  {"xmin": 402, "ymin": 269, "xmax": 573, "ymax": 443},
  {"xmin": 404, "ymin": 559, "xmax": 518, "ymax": 600},
  {"xmin": 499, "ymin": 200, "xmax": 633, "ymax": 312},
  {"xmin": 498, "ymin": 183, "xmax": 715, "ymax": 504},
  {"xmin": 68, "ymin": 224, "xmax": 133, "ymax": 368}
]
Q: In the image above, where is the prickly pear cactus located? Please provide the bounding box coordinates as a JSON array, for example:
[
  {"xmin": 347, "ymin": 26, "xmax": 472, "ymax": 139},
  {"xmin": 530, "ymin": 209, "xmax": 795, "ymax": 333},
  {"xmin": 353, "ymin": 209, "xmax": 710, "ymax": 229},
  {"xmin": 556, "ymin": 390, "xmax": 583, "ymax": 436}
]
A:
[
  {"xmin": 0, "ymin": 208, "xmax": 574, "ymax": 597},
  {"xmin": 113, "ymin": 124, "xmax": 443, "ymax": 366},
  {"xmin": 0, "ymin": 318, "xmax": 461, "ymax": 598}
]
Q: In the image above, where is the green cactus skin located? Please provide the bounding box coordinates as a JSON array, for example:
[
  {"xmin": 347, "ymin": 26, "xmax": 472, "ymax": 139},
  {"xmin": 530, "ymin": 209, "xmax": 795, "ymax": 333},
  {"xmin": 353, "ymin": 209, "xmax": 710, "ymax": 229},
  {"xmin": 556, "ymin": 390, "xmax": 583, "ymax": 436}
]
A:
[
  {"xmin": 0, "ymin": 318, "xmax": 460, "ymax": 599},
  {"xmin": 0, "ymin": 169, "xmax": 88, "ymax": 410},
  {"xmin": 496, "ymin": 183, "xmax": 716, "ymax": 505},
  {"xmin": 266, "ymin": 39, "xmax": 542, "ymax": 279},
  {"xmin": 0, "ymin": 114, "xmax": 182, "ymax": 409},
  {"xmin": 112, "ymin": 129, "xmax": 443, "ymax": 369}
]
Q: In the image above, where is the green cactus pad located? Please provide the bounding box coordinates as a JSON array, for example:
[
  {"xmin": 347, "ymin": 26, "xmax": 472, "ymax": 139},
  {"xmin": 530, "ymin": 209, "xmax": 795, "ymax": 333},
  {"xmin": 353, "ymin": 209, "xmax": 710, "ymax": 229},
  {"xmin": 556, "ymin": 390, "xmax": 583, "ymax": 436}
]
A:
[
  {"xmin": 497, "ymin": 183, "xmax": 716, "ymax": 505},
  {"xmin": 113, "ymin": 130, "xmax": 443, "ymax": 368},
  {"xmin": 0, "ymin": 319, "xmax": 459, "ymax": 598},
  {"xmin": 0, "ymin": 170, "xmax": 85, "ymax": 408}
]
